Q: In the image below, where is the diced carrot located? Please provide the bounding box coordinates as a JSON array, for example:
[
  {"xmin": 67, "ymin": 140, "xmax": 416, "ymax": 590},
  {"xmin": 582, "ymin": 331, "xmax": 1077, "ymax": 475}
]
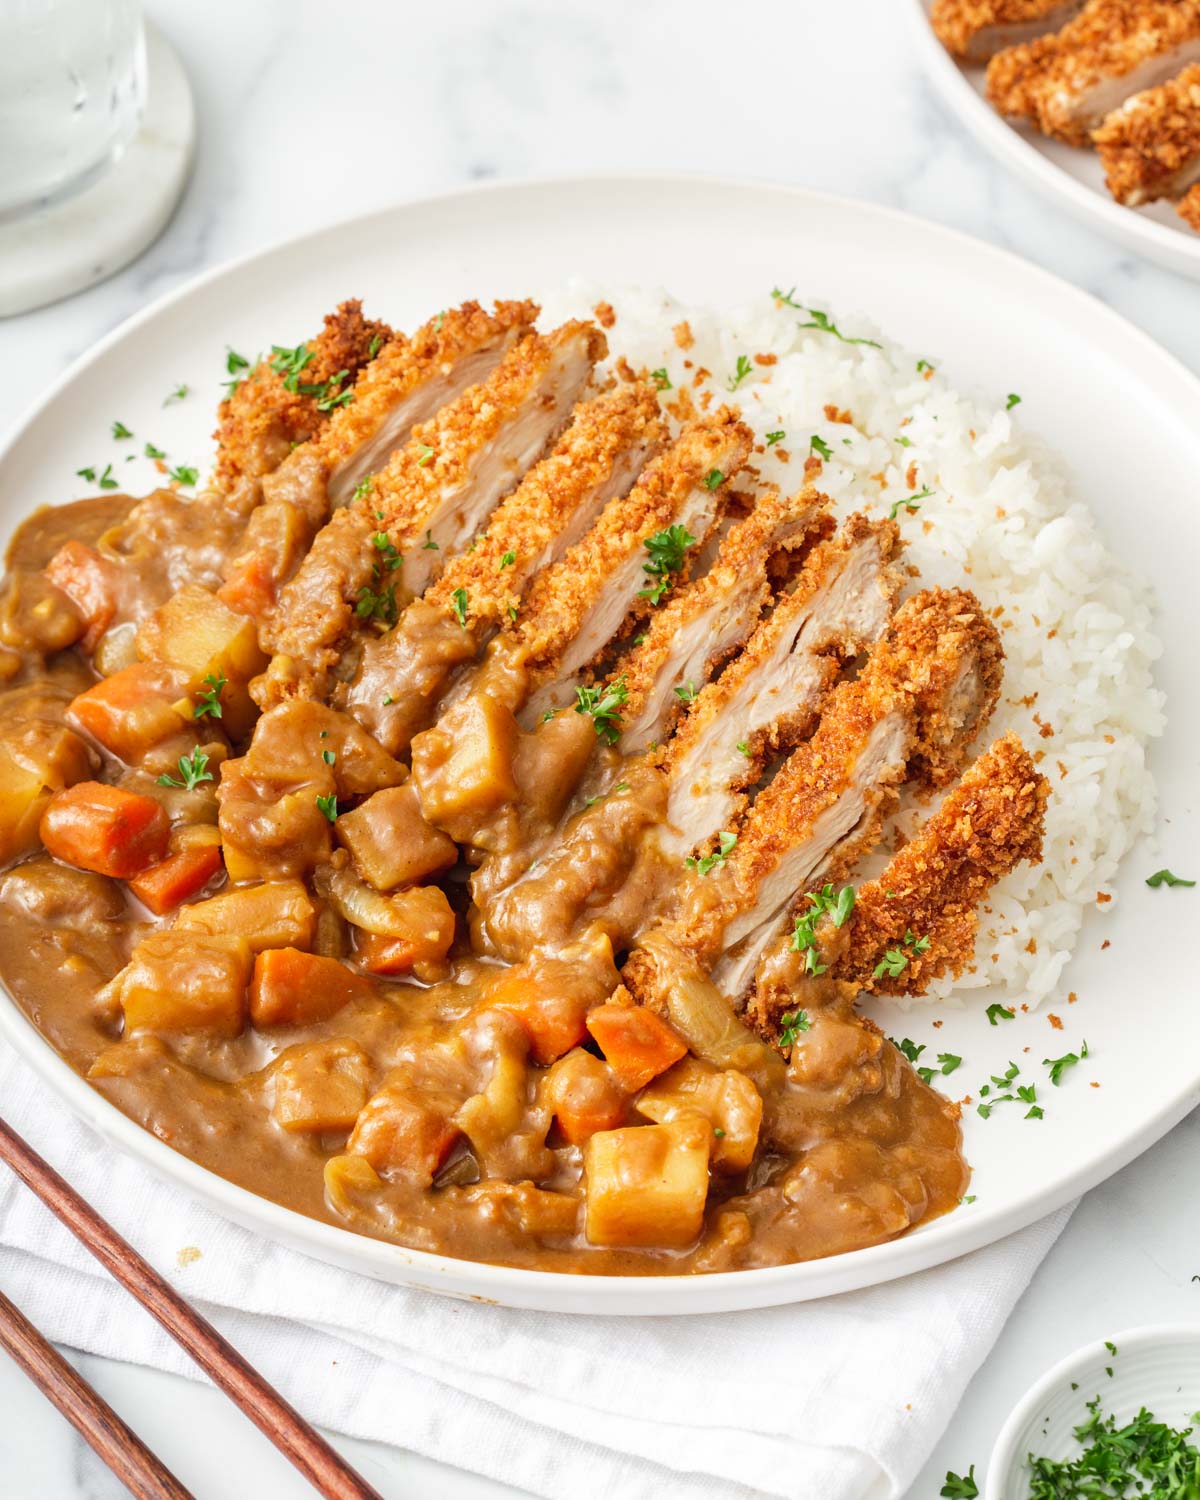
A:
[
  {"xmin": 128, "ymin": 843, "xmax": 223, "ymax": 915},
  {"xmin": 543, "ymin": 1049, "xmax": 627, "ymax": 1145},
  {"xmin": 216, "ymin": 552, "xmax": 276, "ymax": 618},
  {"xmin": 353, "ymin": 886, "xmax": 456, "ymax": 975},
  {"xmin": 40, "ymin": 781, "xmax": 169, "ymax": 878},
  {"xmin": 249, "ymin": 947, "xmax": 373, "ymax": 1027},
  {"xmin": 486, "ymin": 969, "xmax": 591, "ymax": 1066},
  {"xmin": 69, "ymin": 662, "xmax": 191, "ymax": 764},
  {"xmin": 585, "ymin": 1004, "xmax": 688, "ymax": 1093},
  {"xmin": 44, "ymin": 541, "xmax": 119, "ymax": 652},
  {"xmin": 347, "ymin": 1082, "xmax": 462, "ymax": 1186}
]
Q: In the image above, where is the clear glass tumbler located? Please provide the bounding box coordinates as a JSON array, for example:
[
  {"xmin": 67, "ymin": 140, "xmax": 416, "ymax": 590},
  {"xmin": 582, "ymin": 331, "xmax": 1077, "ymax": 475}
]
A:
[{"xmin": 0, "ymin": 0, "xmax": 146, "ymax": 223}]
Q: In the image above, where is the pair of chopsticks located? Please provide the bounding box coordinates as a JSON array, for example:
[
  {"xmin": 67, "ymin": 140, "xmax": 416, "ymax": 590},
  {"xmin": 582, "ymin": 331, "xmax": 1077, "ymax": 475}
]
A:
[{"xmin": 0, "ymin": 1117, "xmax": 384, "ymax": 1500}]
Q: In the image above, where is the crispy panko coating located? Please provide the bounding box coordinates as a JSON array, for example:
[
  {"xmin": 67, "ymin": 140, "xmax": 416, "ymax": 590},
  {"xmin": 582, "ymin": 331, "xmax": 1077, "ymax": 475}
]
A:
[
  {"xmin": 345, "ymin": 382, "xmax": 664, "ymax": 754},
  {"xmin": 1093, "ymin": 62, "xmax": 1200, "ymax": 203},
  {"xmin": 613, "ymin": 486, "xmax": 827, "ymax": 756},
  {"xmin": 932, "ymin": 0, "xmax": 1084, "ymax": 62},
  {"xmin": 1179, "ymin": 178, "xmax": 1200, "ymax": 226},
  {"xmin": 212, "ymin": 299, "xmax": 392, "ymax": 489},
  {"xmin": 831, "ymin": 732, "xmax": 1048, "ymax": 999},
  {"xmin": 661, "ymin": 514, "xmax": 902, "ymax": 860},
  {"xmin": 987, "ymin": 0, "xmax": 1200, "ymax": 145},
  {"xmin": 513, "ymin": 408, "xmax": 753, "ymax": 711}
]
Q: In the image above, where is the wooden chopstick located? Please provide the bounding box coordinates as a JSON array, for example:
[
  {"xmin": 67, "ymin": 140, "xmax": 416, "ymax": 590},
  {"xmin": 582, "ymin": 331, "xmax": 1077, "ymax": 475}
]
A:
[
  {"xmin": 0, "ymin": 1117, "xmax": 384, "ymax": 1500},
  {"xmin": 0, "ymin": 1285, "xmax": 196, "ymax": 1499}
]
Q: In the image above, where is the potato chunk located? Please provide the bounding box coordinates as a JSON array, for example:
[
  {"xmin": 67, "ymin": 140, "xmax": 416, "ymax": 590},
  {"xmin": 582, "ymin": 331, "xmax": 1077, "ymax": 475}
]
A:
[
  {"xmin": 347, "ymin": 1081, "xmax": 462, "ymax": 1186},
  {"xmin": 112, "ymin": 930, "xmax": 252, "ymax": 1037},
  {"xmin": 335, "ymin": 783, "xmax": 457, "ymax": 891},
  {"xmin": 583, "ymin": 1118, "xmax": 712, "ymax": 1249},
  {"xmin": 136, "ymin": 584, "xmax": 267, "ymax": 740},
  {"xmin": 173, "ymin": 879, "xmax": 315, "ymax": 951},
  {"xmin": 635, "ymin": 1057, "xmax": 763, "ymax": 1172},
  {"xmin": 411, "ymin": 693, "xmax": 518, "ymax": 831},
  {"xmin": 542, "ymin": 1048, "xmax": 627, "ymax": 1145},
  {"xmin": 270, "ymin": 1039, "xmax": 372, "ymax": 1133}
]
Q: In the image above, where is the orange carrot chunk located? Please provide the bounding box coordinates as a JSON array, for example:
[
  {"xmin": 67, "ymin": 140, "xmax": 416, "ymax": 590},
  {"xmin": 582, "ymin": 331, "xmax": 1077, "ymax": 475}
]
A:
[
  {"xmin": 249, "ymin": 947, "xmax": 373, "ymax": 1028},
  {"xmin": 40, "ymin": 781, "xmax": 169, "ymax": 878},
  {"xmin": 44, "ymin": 541, "xmax": 119, "ymax": 652},
  {"xmin": 486, "ymin": 971, "xmax": 591, "ymax": 1066},
  {"xmin": 585, "ymin": 1004, "xmax": 688, "ymax": 1093},
  {"xmin": 68, "ymin": 662, "xmax": 190, "ymax": 764},
  {"xmin": 128, "ymin": 843, "xmax": 223, "ymax": 916}
]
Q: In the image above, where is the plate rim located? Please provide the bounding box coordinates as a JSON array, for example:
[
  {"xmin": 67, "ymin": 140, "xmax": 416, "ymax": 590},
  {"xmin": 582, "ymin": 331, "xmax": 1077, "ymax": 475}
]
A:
[
  {"xmin": 905, "ymin": 0, "xmax": 1200, "ymax": 277},
  {"xmin": 3, "ymin": 171, "xmax": 1199, "ymax": 1315}
]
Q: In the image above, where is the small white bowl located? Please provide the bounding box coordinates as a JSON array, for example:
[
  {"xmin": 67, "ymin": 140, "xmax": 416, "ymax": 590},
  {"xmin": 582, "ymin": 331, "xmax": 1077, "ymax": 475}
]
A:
[{"xmin": 988, "ymin": 1324, "xmax": 1200, "ymax": 1499}]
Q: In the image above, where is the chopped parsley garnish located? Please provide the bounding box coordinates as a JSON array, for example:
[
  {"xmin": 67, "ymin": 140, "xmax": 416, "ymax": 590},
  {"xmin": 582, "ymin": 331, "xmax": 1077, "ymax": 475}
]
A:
[
  {"xmin": 986, "ymin": 1003, "xmax": 1015, "ymax": 1026},
  {"xmin": 192, "ymin": 672, "xmax": 226, "ymax": 721},
  {"xmin": 369, "ymin": 331, "xmax": 384, "ymax": 357},
  {"xmin": 302, "ymin": 368, "xmax": 353, "ymax": 412},
  {"xmin": 888, "ymin": 487, "xmax": 933, "ymax": 520},
  {"xmin": 1006, "ymin": 393, "xmax": 1021, "ymax": 410},
  {"xmin": 355, "ymin": 582, "xmax": 396, "ymax": 624},
  {"xmin": 498, "ymin": 550, "xmax": 516, "ymax": 570},
  {"xmin": 917, "ymin": 1052, "xmax": 964, "ymax": 1086},
  {"xmin": 98, "ymin": 464, "xmax": 118, "ymax": 490},
  {"xmin": 269, "ymin": 343, "xmax": 314, "ymax": 391},
  {"xmin": 450, "ymin": 587, "xmax": 470, "ymax": 628},
  {"xmin": 168, "ymin": 464, "xmax": 199, "ymax": 488},
  {"xmin": 1026, "ymin": 1394, "xmax": 1200, "ymax": 1498},
  {"xmin": 1045, "ymin": 1040, "xmax": 1089, "ymax": 1086},
  {"xmin": 810, "ymin": 435, "xmax": 833, "ymax": 460},
  {"xmin": 1105, "ymin": 1339, "xmax": 1118, "ymax": 1357},
  {"xmin": 873, "ymin": 929, "xmax": 929, "ymax": 980},
  {"xmin": 686, "ymin": 830, "xmax": 736, "ymax": 877},
  {"xmin": 416, "ymin": 444, "xmax": 434, "ymax": 467},
  {"xmin": 895, "ymin": 435, "xmax": 913, "ymax": 448},
  {"xmin": 650, "ymin": 367, "xmax": 672, "ymax": 391},
  {"xmin": 791, "ymin": 883, "xmax": 855, "ymax": 976},
  {"xmin": 893, "ymin": 1037, "xmax": 925, "ymax": 1065},
  {"xmin": 674, "ymin": 681, "xmax": 698, "ymax": 705},
  {"xmin": 370, "ymin": 530, "xmax": 402, "ymax": 570},
  {"xmin": 164, "ymin": 384, "xmax": 188, "ymax": 405},
  {"xmin": 111, "ymin": 420, "xmax": 133, "ymax": 440},
  {"xmin": 75, "ymin": 467, "xmax": 96, "ymax": 483},
  {"xmin": 352, "ymin": 474, "xmax": 373, "ymax": 503},
  {"xmin": 704, "ymin": 468, "xmax": 724, "ymax": 491},
  {"xmin": 1146, "ymin": 868, "xmax": 1196, "ymax": 888},
  {"xmin": 778, "ymin": 1009, "xmax": 811, "ymax": 1048},
  {"xmin": 157, "ymin": 749, "xmax": 214, "ymax": 792},
  {"xmin": 770, "ymin": 286, "xmax": 804, "ymax": 309},
  {"xmin": 422, "ymin": 529, "xmax": 439, "ymax": 550},
  {"xmin": 322, "ymin": 748, "xmax": 337, "ymax": 765},
  {"xmin": 726, "ymin": 354, "xmax": 753, "ymax": 391},
  {"xmin": 315, "ymin": 792, "xmax": 339, "ymax": 823},
  {"xmin": 736, "ymin": 740, "xmax": 750, "ymax": 755},
  {"xmin": 765, "ymin": 430, "xmax": 785, "ymax": 447},
  {"xmin": 507, "ymin": 602, "xmax": 519, "ymax": 622},
  {"xmin": 917, "ymin": 360, "xmax": 933, "ymax": 375},
  {"xmin": 222, "ymin": 348, "xmax": 254, "ymax": 395},
  {"xmin": 574, "ymin": 676, "xmax": 628, "ymax": 745},
  {"xmin": 798, "ymin": 309, "xmax": 882, "ymax": 349},
  {"xmin": 639, "ymin": 523, "xmax": 695, "ymax": 604},
  {"xmin": 939, "ymin": 1464, "xmax": 978, "ymax": 1498},
  {"xmin": 432, "ymin": 312, "xmax": 445, "ymax": 335},
  {"xmin": 144, "ymin": 442, "xmax": 166, "ymax": 460}
]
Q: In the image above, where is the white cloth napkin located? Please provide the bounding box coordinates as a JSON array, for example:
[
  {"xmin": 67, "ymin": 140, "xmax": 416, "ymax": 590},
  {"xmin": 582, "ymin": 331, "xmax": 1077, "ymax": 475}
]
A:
[{"xmin": 0, "ymin": 1043, "xmax": 1071, "ymax": 1500}]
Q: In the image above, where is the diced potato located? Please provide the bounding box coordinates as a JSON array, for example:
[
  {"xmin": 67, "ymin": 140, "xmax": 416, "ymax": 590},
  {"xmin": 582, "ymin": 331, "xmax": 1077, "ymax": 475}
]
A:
[
  {"xmin": 6, "ymin": 719, "xmax": 95, "ymax": 793},
  {"xmin": 113, "ymin": 930, "xmax": 252, "ymax": 1036},
  {"xmin": 635, "ymin": 1057, "xmax": 763, "ymax": 1173},
  {"xmin": 136, "ymin": 585, "xmax": 267, "ymax": 741},
  {"xmin": 583, "ymin": 1118, "xmax": 713, "ymax": 1249},
  {"xmin": 174, "ymin": 879, "xmax": 315, "ymax": 951},
  {"xmin": 218, "ymin": 761, "xmax": 334, "ymax": 881},
  {"xmin": 249, "ymin": 947, "xmax": 373, "ymax": 1027},
  {"xmin": 0, "ymin": 746, "xmax": 51, "ymax": 866},
  {"xmin": 335, "ymin": 783, "xmax": 457, "ymax": 891},
  {"xmin": 352, "ymin": 886, "xmax": 456, "ymax": 975},
  {"xmin": 542, "ymin": 1048, "xmax": 627, "ymax": 1145},
  {"xmin": 462, "ymin": 1180, "xmax": 580, "ymax": 1238},
  {"xmin": 324, "ymin": 1152, "xmax": 383, "ymax": 1220},
  {"xmin": 511, "ymin": 710, "xmax": 597, "ymax": 825},
  {"xmin": 347, "ymin": 1081, "xmax": 462, "ymax": 1186},
  {"xmin": 270, "ymin": 1039, "xmax": 372, "ymax": 1133},
  {"xmin": 410, "ymin": 693, "xmax": 518, "ymax": 830},
  {"xmin": 40, "ymin": 781, "xmax": 170, "ymax": 878},
  {"xmin": 585, "ymin": 1003, "xmax": 688, "ymax": 1093},
  {"xmin": 69, "ymin": 662, "xmax": 193, "ymax": 764},
  {"xmin": 242, "ymin": 702, "xmax": 404, "ymax": 796}
]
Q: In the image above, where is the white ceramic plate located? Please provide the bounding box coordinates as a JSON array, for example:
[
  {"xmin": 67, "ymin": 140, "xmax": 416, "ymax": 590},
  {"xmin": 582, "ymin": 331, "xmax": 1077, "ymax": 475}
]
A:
[
  {"xmin": 987, "ymin": 1325, "xmax": 1200, "ymax": 1497},
  {"xmin": 1, "ymin": 176, "xmax": 1197, "ymax": 1316},
  {"xmin": 908, "ymin": 0, "xmax": 1200, "ymax": 281}
]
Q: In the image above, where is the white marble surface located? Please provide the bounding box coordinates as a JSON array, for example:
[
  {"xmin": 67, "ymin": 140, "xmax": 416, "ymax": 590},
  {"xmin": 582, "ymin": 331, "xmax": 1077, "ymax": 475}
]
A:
[{"xmin": 2, "ymin": 2, "xmax": 1199, "ymax": 1496}]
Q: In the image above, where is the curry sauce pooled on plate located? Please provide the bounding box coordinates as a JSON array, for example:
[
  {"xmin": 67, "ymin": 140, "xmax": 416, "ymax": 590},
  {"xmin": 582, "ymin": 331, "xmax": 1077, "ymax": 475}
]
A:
[{"xmin": 0, "ymin": 297, "xmax": 1049, "ymax": 1275}]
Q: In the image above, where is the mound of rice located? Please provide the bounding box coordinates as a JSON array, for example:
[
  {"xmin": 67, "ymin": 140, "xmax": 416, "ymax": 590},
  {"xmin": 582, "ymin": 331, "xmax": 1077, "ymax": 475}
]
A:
[{"xmin": 545, "ymin": 283, "xmax": 1166, "ymax": 1009}]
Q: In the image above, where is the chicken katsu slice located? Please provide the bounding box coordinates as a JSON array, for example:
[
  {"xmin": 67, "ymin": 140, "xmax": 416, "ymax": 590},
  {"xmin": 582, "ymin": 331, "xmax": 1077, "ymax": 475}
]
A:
[
  {"xmin": 1092, "ymin": 62, "xmax": 1200, "ymax": 205},
  {"xmin": 700, "ymin": 588, "xmax": 1003, "ymax": 1003},
  {"xmin": 932, "ymin": 0, "xmax": 1084, "ymax": 61},
  {"xmin": 212, "ymin": 299, "xmax": 393, "ymax": 493},
  {"xmin": 659, "ymin": 515, "xmax": 902, "ymax": 861},
  {"xmin": 613, "ymin": 487, "xmax": 827, "ymax": 757},
  {"xmin": 515, "ymin": 408, "xmax": 754, "ymax": 728},
  {"xmin": 345, "ymin": 381, "xmax": 664, "ymax": 755},
  {"xmin": 252, "ymin": 322, "xmax": 604, "ymax": 708},
  {"xmin": 987, "ymin": 0, "xmax": 1200, "ymax": 145}
]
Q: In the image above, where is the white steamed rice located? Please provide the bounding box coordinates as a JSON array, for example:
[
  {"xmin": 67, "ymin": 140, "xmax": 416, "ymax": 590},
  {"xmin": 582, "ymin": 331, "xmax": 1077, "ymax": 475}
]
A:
[{"xmin": 542, "ymin": 282, "xmax": 1165, "ymax": 1010}]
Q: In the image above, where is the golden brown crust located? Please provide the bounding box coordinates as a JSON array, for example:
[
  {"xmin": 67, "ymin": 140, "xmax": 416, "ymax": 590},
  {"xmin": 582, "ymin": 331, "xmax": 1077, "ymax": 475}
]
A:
[
  {"xmin": 1179, "ymin": 178, "xmax": 1200, "ymax": 225},
  {"xmin": 932, "ymin": 0, "xmax": 1081, "ymax": 60},
  {"xmin": 1093, "ymin": 62, "xmax": 1200, "ymax": 203},
  {"xmin": 212, "ymin": 300, "xmax": 392, "ymax": 489},
  {"xmin": 987, "ymin": 0, "xmax": 1200, "ymax": 145}
]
